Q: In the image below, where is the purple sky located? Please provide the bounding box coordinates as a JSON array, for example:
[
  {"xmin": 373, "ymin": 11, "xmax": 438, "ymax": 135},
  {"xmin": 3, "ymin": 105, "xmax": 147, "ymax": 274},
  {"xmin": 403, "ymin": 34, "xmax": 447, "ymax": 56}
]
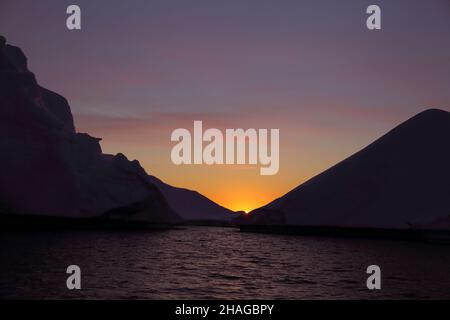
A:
[{"xmin": 1, "ymin": 0, "xmax": 450, "ymax": 210}]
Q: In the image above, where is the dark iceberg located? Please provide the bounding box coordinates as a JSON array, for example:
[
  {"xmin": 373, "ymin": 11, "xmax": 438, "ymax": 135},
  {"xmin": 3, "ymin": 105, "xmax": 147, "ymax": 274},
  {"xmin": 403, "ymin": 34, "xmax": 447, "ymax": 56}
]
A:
[
  {"xmin": 239, "ymin": 108, "xmax": 450, "ymax": 233},
  {"xmin": 0, "ymin": 35, "xmax": 180, "ymax": 226}
]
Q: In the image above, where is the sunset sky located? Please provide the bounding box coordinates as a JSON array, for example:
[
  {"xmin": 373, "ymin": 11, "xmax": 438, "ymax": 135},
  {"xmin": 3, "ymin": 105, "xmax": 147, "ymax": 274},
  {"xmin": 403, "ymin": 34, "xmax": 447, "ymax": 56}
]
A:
[{"xmin": 1, "ymin": 0, "xmax": 450, "ymax": 211}]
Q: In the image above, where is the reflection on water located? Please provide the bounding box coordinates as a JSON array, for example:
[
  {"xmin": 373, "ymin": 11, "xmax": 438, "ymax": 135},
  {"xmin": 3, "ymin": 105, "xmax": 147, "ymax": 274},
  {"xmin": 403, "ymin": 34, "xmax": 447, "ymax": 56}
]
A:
[{"xmin": 1, "ymin": 226, "xmax": 450, "ymax": 299}]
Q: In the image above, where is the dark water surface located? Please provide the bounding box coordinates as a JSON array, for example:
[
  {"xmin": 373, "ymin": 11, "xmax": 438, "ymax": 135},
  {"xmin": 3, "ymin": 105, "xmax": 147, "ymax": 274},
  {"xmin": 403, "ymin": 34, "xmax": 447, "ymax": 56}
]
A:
[{"xmin": 1, "ymin": 226, "xmax": 450, "ymax": 299}]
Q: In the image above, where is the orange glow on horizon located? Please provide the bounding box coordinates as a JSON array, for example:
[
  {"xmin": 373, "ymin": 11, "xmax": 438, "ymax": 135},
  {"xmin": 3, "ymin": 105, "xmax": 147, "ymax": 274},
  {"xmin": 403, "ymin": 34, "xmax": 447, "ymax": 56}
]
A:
[{"xmin": 76, "ymin": 112, "xmax": 385, "ymax": 213}]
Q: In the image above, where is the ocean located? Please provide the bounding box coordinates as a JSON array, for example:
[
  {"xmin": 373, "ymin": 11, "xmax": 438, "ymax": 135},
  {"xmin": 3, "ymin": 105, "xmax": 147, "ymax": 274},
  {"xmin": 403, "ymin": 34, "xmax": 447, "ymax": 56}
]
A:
[{"xmin": 1, "ymin": 226, "xmax": 450, "ymax": 299}]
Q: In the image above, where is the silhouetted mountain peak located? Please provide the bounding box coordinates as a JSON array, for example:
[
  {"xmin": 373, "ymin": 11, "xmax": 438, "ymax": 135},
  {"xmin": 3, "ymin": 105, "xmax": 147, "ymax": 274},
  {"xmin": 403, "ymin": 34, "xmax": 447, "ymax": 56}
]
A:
[
  {"xmin": 326, "ymin": 108, "xmax": 450, "ymax": 170},
  {"xmin": 0, "ymin": 37, "xmax": 28, "ymax": 72},
  {"xmin": 242, "ymin": 108, "xmax": 450, "ymax": 230},
  {"xmin": 392, "ymin": 108, "xmax": 449, "ymax": 134},
  {"xmin": 411, "ymin": 108, "xmax": 449, "ymax": 119}
]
